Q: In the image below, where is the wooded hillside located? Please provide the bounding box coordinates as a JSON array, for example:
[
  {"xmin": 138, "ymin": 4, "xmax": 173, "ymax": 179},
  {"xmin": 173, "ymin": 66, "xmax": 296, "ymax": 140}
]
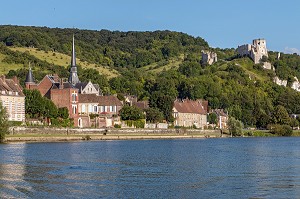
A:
[{"xmin": 1, "ymin": 25, "xmax": 300, "ymax": 129}]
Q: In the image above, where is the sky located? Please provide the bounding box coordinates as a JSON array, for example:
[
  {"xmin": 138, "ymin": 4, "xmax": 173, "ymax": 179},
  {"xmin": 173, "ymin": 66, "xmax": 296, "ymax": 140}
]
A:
[{"xmin": 1, "ymin": 0, "xmax": 300, "ymax": 53}]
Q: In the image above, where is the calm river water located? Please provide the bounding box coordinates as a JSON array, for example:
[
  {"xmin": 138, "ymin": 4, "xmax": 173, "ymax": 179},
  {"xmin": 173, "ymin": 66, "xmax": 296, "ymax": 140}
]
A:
[{"xmin": 1, "ymin": 137, "xmax": 300, "ymax": 198}]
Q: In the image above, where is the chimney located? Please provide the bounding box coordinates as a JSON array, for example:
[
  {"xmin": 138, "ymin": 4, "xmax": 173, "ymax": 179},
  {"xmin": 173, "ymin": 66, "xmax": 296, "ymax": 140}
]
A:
[
  {"xmin": 12, "ymin": 76, "xmax": 19, "ymax": 85},
  {"xmin": 59, "ymin": 78, "xmax": 64, "ymax": 89},
  {"xmin": 1, "ymin": 75, "xmax": 5, "ymax": 82}
]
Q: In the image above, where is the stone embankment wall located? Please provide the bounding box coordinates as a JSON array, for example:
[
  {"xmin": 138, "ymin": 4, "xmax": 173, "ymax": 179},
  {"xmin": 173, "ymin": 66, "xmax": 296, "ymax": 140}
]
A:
[{"xmin": 9, "ymin": 127, "xmax": 222, "ymax": 137}]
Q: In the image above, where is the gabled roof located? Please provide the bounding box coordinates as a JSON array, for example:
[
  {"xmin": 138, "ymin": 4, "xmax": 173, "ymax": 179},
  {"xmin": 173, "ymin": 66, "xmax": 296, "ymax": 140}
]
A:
[
  {"xmin": 133, "ymin": 101, "xmax": 149, "ymax": 110},
  {"xmin": 78, "ymin": 94, "xmax": 99, "ymax": 103},
  {"xmin": 75, "ymin": 82, "xmax": 88, "ymax": 90},
  {"xmin": 98, "ymin": 96, "xmax": 123, "ymax": 106},
  {"xmin": 213, "ymin": 109, "xmax": 228, "ymax": 117},
  {"xmin": 173, "ymin": 99, "xmax": 207, "ymax": 114},
  {"xmin": 78, "ymin": 94, "xmax": 123, "ymax": 106},
  {"xmin": 0, "ymin": 76, "xmax": 24, "ymax": 96}
]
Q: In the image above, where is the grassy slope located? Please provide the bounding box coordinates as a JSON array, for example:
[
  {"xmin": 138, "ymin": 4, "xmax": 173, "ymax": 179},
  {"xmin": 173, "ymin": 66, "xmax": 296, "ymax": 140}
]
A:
[
  {"xmin": 0, "ymin": 53, "xmax": 23, "ymax": 74},
  {"xmin": 8, "ymin": 47, "xmax": 119, "ymax": 79},
  {"xmin": 139, "ymin": 54, "xmax": 184, "ymax": 73}
]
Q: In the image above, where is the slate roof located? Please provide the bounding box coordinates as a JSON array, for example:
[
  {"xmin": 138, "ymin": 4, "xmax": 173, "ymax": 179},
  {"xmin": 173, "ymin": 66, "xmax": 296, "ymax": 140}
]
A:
[
  {"xmin": 25, "ymin": 68, "xmax": 35, "ymax": 83},
  {"xmin": 75, "ymin": 82, "xmax": 88, "ymax": 90},
  {"xmin": 51, "ymin": 82, "xmax": 74, "ymax": 89},
  {"xmin": 173, "ymin": 99, "xmax": 207, "ymax": 114}
]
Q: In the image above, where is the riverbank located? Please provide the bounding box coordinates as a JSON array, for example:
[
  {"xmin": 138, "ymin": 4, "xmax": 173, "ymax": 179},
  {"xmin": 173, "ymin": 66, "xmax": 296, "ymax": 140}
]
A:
[{"xmin": 4, "ymin": 127, "xmax": 225, "ymax": 142}]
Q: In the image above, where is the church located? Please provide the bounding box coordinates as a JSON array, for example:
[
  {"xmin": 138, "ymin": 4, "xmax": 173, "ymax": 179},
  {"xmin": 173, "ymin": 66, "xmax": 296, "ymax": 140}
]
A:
[{"xmin": 25, "ymin": 35, "xmax": 122, "ymax": 127}]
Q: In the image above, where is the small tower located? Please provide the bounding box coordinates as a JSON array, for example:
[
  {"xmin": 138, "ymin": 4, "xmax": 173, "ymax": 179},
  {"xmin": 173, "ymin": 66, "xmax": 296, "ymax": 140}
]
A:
[
  {"xmin": 25, "ymin": 65, "xmax": 35, "ymax": 89},
  {"xmin": 68, "ymin": 35, "xmax": 80, "ymax": 86}
]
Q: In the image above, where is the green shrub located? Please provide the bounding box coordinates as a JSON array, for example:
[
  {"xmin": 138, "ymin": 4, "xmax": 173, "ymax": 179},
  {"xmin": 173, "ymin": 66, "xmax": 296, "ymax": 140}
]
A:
[
  {"xmin": 114, "ymin": 124, "xmax": 121, "ymax": 128},
  {"xmin": 270, "ymin": 124, "xmax": 292, "ymax": 136}
]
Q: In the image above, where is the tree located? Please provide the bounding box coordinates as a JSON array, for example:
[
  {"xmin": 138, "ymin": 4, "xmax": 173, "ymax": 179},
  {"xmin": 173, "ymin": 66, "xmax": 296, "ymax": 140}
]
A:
[
  {"xmin": 208, "ymin": 113, "xmax": 218, "ymax": 125},
  {"xmin": 119, "ymin": 105, "xmax": 145, "ymax": 121},
  {"xmin": 270, "ymin": 124, "xmax": 293, "ymax": 136},
  {"xmin": 145, "ymin": 108, "xmax": 164, "ymax": 123},
  {"xmin": 272, "ymin": 105, "xmax": 291, "ymax": 125},
  {"xmin": 149, "ymin": 92, "xmax": 174, "ymax": 122},
  {"xmin": 0, "ymin": 102, "xmax": 9, "ymax": 142},
  {"xmin": 58, "ymin": 107, "xmax": 69, "ymax": 119},
  {"xmin": 290, "ymin": 117, "xmax": 299, "ymax": 129},
  {"xmin": 228, "ymin": 117, "xmax": 244, "ymax": 136}
]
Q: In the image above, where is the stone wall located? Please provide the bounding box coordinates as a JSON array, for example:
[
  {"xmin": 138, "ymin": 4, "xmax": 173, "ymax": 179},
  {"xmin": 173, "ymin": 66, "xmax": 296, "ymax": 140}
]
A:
[{"xmin": 9, "ymin": 127, "xmax": 221, "ymax": 137}]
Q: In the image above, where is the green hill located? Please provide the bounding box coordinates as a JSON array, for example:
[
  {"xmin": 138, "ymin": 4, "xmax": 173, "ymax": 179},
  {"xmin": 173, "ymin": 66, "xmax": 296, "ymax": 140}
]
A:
[{"xmin": 1, "ymin": 25, "xmax": 300, "ymax": 129}]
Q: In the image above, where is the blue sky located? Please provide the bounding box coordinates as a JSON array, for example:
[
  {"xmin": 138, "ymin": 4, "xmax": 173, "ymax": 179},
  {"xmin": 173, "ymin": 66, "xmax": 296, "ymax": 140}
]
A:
[{"xmin": 1, "ymin": 0, "xmax": 300, "ymax": 53}]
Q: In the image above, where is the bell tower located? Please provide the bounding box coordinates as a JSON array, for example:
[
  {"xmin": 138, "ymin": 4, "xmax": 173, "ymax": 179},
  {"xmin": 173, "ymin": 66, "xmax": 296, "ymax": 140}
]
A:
[{"xmin": 68, "ymin": 35, "xmax": 80, "ymax": 86}]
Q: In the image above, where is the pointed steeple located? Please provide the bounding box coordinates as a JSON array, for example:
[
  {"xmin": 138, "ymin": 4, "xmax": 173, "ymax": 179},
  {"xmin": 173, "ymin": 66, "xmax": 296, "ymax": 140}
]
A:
[
  {"xmin": 68, "ymin": 34, "xmax": 80, "ymax": 86},
  {"xmin": 25, "ymin": 63, "xmax": 35, "ymax": 84},
  {"xmin": 71, "ymin": 34, "xmax": 76, "ymax": 67}
]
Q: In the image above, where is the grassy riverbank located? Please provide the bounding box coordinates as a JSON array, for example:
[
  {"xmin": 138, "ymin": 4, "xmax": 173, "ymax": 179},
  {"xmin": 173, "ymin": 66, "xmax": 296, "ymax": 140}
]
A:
[
  {"xmin": 4, "ymin": 128, "xmax": 300, "ymax": 143},
  {"xmin": 5, "ymin": 134, "xmax": 218, "ymax": 142}
]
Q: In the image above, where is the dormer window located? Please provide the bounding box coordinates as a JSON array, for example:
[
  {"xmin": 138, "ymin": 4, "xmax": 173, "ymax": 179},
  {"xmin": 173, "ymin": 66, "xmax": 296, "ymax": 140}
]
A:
[
  {"xmin": 1, "ymin": 90, "xmax": 5, "ymax": 95},
  {"xmin": 15, "ymin": 92, "xmax": 18, "ymax": 96},
  {"xmin": 8, "ymin": 91, "xmax": 12, "ymax": 95}
]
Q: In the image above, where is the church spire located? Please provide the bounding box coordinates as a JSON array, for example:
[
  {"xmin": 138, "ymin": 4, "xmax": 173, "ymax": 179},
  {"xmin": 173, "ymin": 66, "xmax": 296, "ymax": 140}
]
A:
[
  {"xmin": 25, "ymin": 63, "xmax": 34, "ymax": 84},
  {"xmin": 71, "ymin": 34, "xmax": 76, "ymax": 67},
  {"xmin": 68, "ymin": 34, "xmax": 80, "ymax": 86}
]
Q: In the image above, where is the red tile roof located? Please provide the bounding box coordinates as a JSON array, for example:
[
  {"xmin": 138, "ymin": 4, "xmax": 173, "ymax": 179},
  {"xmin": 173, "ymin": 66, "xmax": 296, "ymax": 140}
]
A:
[
  {"xmin": 98, "ymin": 96, "xmax": 123, "ymax": 106},
  {"xmin": 78, "ymin": 94, "xmax": 99, "ymax": 103},
  {"xmin": 133, "ymin": 101, "xmax": 149, "ymax": 110},
  {"xmin": 78, "ymin": 94, "xmax": 122, "ymax": 106},
  {"xmin": 0, "ymin": 76, "xmax": 24, "ymax": 96},
  {"xmin": 173, "ymin": 99, "xmax": 207, "ymax": 114}
]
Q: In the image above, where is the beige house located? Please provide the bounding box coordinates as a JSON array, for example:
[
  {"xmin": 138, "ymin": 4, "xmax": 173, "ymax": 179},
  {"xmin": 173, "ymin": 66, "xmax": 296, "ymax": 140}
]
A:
[
  {"xmin": 0, "ymin": 76, "xmax": 25, "ymax": 122},
  {"xmin": 173, "ymin": 99, "xmax": 208, "ymax": 129},
  {"xmin": 212, "ymin": 109, "xmax": 228, "ymax": 129},
  {"xmin": 78, "ymin": 94, "xmax": 123, "ymax": 128}
]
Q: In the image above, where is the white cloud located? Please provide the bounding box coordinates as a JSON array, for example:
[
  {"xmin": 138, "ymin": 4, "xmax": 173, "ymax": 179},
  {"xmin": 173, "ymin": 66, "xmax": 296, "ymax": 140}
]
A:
[{"xmin": 284, "ymin": 47, "xmax": 300, "ymax": 55}]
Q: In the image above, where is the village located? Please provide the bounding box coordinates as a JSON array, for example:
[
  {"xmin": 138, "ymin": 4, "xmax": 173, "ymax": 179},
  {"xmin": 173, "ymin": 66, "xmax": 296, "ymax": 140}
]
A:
[{"xmin": 0, "ymin": 35, "xmax": 231, "ymax": 130}]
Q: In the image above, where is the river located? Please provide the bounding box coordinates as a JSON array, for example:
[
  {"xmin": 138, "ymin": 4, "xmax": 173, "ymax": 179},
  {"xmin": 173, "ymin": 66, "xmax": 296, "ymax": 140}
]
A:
[{"xmin": 1, "ymin": 137, "xmax": 300, "ymax": 198}]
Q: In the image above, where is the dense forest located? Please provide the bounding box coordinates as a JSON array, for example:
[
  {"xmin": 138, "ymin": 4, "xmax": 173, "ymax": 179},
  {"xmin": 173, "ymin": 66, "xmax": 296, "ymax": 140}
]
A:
[{"xmin": 1, "ymin": 25, "xmax": 300, "ymax": 129}]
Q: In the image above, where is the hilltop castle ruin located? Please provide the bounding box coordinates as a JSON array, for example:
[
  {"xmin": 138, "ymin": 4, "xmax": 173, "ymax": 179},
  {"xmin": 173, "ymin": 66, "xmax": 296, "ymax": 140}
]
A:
[
  {"xmin": 201, "ymin": 51, "xmax": 218, "ymax": 65},
  {"xmin": 237, "ymin": 39, "xmax": 268, "ymax": 64}
]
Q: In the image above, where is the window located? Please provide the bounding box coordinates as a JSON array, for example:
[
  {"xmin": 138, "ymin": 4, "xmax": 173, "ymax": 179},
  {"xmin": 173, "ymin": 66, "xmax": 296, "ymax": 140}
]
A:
[
  {"xmin": 82, "ymin": 105, "xmax": 86, "ymax": 113},
  {"xmin": 71, "ymin": 91, "xmax": 77, "ymax": 102},
  {"xmin": 88, "ymin": 104, "xmax": 93, "ymax": 113},
  {"xmin": 94, "ymin": 105, "xmax": 98, "ymax": 113},
  {"xmin": 111, "ymin": 106, "xmax": 115, "ymax": 112},
  {"xmin": 72, "ymin": 105, "xmax": 77, "ymax": 114}
]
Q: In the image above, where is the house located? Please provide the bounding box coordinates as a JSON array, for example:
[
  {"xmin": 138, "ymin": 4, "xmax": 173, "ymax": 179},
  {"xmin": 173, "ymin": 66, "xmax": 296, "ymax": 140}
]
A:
[
  {"xmin": 75, "ymin": 81, "xmax": 101, "ymax": 95},
  {"xmin": 172, "ymin": 99, "xmax": 208, "ymax": 129},
  {"xmin": 77, "ymin": 94, "xmax": 101, "ymax": 128},
  {"xmin": 97, "ymin": 95, "xmax": 123, "ymax": 127},
  {"xmin": 212, "ymin": 109, "xmax": 228, "ymax": 129},
  {"xmin": 25, "ymin": 35, "xmax": 123, "ymax": 128},
  {"xmin": 0, "ymin": 75, "xmax": 25, "ymax": 122},
  {"xmin": 24, "ymin": 35, "xmax": 100, "ymax": 127}
]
